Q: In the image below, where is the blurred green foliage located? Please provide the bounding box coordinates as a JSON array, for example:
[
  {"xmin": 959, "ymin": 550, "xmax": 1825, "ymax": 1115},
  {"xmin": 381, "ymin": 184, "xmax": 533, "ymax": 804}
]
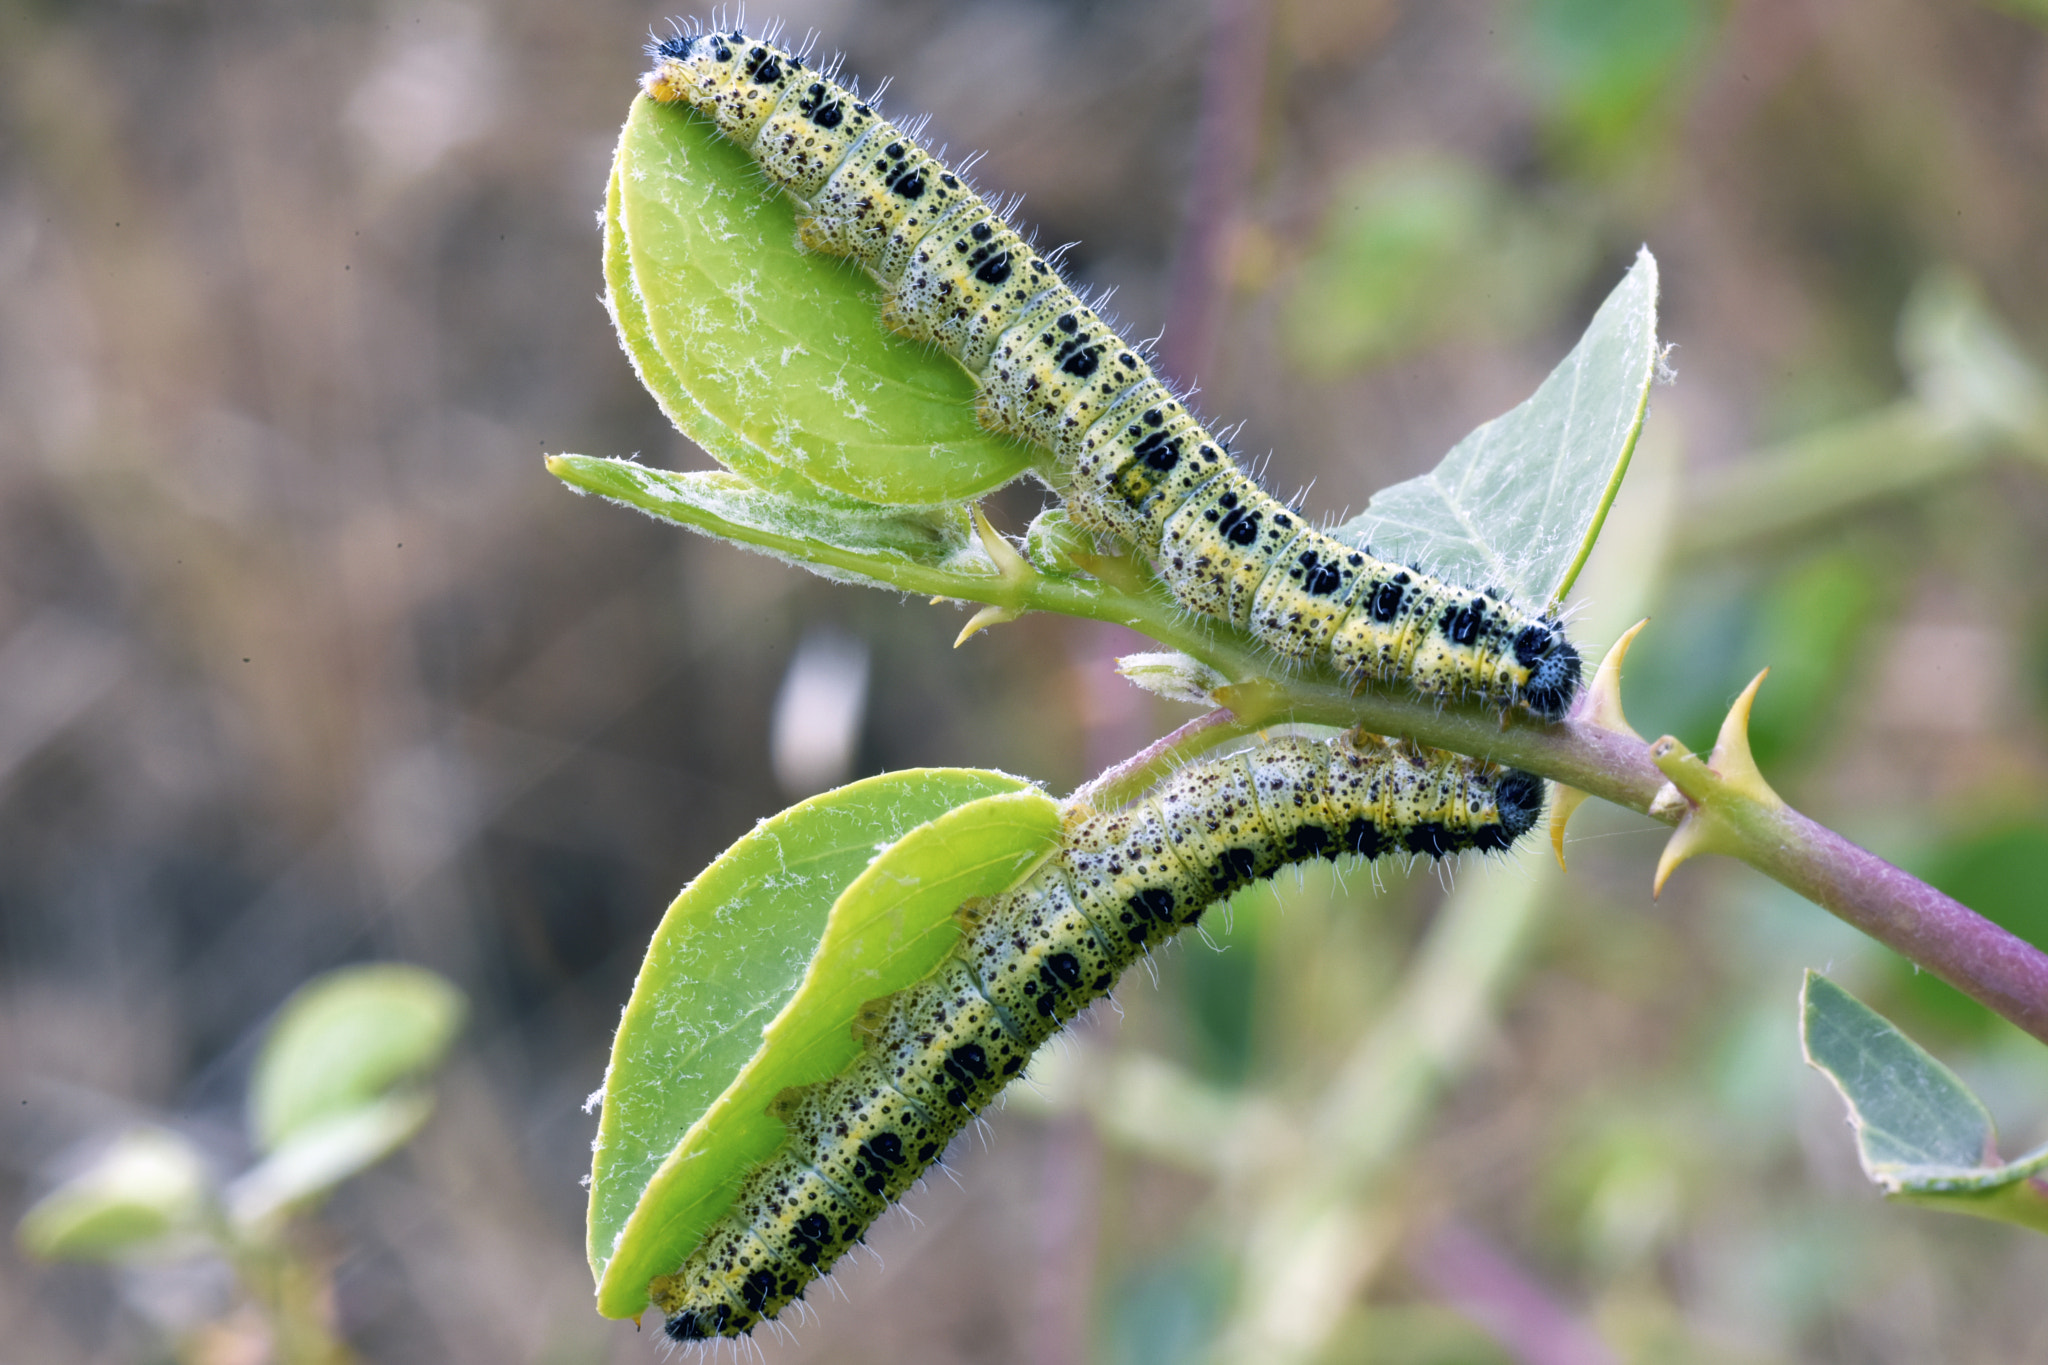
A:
[
  {"xmin": 1517, "ymin": 0, "xmax": 1713, "ymax": 166},
  {"xmin": 250, "ymin": 963, "xmax": 465, "ymax": 1153},
  {"xmin": 1283, "ymin": 155, "xmax": 1596, "ymax": 372}
]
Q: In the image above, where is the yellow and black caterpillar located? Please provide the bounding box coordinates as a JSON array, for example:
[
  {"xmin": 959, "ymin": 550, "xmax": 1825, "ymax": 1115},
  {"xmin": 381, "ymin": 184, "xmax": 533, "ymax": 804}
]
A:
[
  {"xmin": 650, "ymin": 731, "xmax": 1543, "ymax": 1340},
  {"xmin": 642, "ymin": 25, "xmax": 1583, "ymax": 720}
]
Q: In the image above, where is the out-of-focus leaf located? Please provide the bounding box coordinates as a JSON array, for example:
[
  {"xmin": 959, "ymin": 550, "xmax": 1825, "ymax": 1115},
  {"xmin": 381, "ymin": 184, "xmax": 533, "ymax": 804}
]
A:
[
  {"xmin": 546, "ymin": 457, "xmax": 993, "ymax": 593},
  {"xmin": 1332, "ymin": 249, "xmax": 1660, "ymax": 609},
  {"xmin": 1800, "ymin": 971, "xmax": 2048, "ymax": 1233},
  {"xmin": 249, "ymin": 963, "xmax": 465, "ymax": 1153},
  {"xmin": 229, "ymin": 1092, "xmax": 435, "ymax": 1230},
  {"xmin": 17, "ymin": 1128, "xmax": 210, "ymax": 1262},
  {"xmin": 1281, "ymin": 154, "xmax": 1596, "ymax": 373},
  {"xmin": 588, "ymin": 774, "xmax": 1060, "ymax": 1318},
  {"xmin": 1896, "ymin": 267, "xmax": 2048, "ymax": 456},
  {"xmin": 1517, "ymin": 0, "xmax": 1709, "ymax": 165},
  {"xmin": 610, "ymin": 95, "xmax": 1036, "ymax": 506}
]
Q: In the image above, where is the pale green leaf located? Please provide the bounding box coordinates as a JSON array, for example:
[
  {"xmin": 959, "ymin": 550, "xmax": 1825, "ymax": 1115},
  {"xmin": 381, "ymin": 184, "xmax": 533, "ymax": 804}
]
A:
[
  {"xmin": 229, "ymin": 1093, "xmax": 435, "ymax": 1230},
  {"xmin": 588, "ymin": 774, "xmax": 1061, "ymax": 1317},
  {"xmin": 249, "ymin": 964, "xmax": 465, "ymax": 1153},
  {"xmin": 1332, "ymin": 247, "xmax": 1660, "ymax": 609},
  {"xmin": 1800, "ymin": 971, "xmax": 2048, "ymax": 1234},
  {"xmin": 546, "ymin": 457, "xmax": 996, "ymax": 593},
  {"xmin": 611, "ymin": 95, "xmax": 1037, "ymax": 506},
  {"xmin": 16, "ymin": 1128, "xmax": 211, "ymax": 1262}
]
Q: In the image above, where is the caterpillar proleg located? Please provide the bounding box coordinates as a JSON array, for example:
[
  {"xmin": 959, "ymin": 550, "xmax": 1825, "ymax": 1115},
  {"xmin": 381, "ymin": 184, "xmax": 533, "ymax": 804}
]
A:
[
  {"xmin": 649, "ymin": 730, "xmax": 1543, "ymax": 1340},
  {"xmin": 640, "ymin": 24, "xmax": 1583, "ymax": 720}
]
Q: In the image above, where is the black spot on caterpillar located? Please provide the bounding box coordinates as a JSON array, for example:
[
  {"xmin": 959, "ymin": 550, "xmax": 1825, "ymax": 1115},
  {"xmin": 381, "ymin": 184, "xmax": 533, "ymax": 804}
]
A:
[
  {"xmin": 640, "ymin": 25, "xmax": 1583, "ymax": 721},
  {"xmin": 647, "ymin": 729, "xmax": 1543, "ymax": 1339}
]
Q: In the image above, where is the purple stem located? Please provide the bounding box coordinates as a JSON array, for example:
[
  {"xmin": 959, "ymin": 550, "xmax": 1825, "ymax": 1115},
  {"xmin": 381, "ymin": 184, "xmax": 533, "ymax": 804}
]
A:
[
  {"xmin": 1740, "ymin": 802, "xmax": 2048, "ymax": 1045},
  {"xmin": 1212, "ymin": 682, "xmax": 2048, "ymax": 1048},
  {"xmin": 1407, "ymin": 1219, "xmax": 1618, "ymax": 1365},
  {"xmin": 1069, "ymin": 707, "xmax": 1245, "ymax": 808}
]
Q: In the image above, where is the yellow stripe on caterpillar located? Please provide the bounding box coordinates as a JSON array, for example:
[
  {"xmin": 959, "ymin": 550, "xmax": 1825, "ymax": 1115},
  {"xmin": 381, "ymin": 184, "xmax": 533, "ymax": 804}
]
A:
[
  {"xmin": 649, "ymin": 730, "xmax": 1545, "ymax": 1340},
  {"xmin": 640, "ymin": 25, "xmax": 1584, "ymax": 720}
]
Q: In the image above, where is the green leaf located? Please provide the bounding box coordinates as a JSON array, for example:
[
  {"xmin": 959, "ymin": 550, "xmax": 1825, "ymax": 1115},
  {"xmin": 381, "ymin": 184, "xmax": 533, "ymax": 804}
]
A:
[
  {"xmin": 17, "ymin": 1127, "xmax": 211, "ymax": 1262},
  {"xmin": 1332, "ymin": 247, "xmax": 1660, "ymax": 609},
  {"xmin": 546, "ymin": 457, "xmax": 995, "ymax": 594},
  {"xmin": 610, "ymin": 95, "xmax": 1038, "ymax": 506},
  {"xmin": 604, "ymin": 159, "xmax": 828, "ymax": 503},
  {"xmin": 248, "ymin": 963, "xmax": 466, "ymax": 1153},
  {"xmin": 588, "ymin": 774, "xmax": 1062, "ymax": 1318},
  {"xmin": 229, "ymin": 1093, "xmax": 436, "ymax": 1231},
  {"xmin": 1800, "ymin": 971, "xmax": 2048, "ymax": 1233}
]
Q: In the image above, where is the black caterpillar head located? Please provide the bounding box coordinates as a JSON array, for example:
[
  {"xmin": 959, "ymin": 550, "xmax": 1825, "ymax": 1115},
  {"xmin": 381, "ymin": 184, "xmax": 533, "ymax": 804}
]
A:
[
  {"xmin": 1494, "ymin": 768, "xmax": 1545, "ymax": 842},
  {"xmin": 648, "ymin": 28, "xmax": 740, "ymax": 64},
  {"xmin": 1512, "ymin": 622, "xmax": 1581, "ymax": 722}
]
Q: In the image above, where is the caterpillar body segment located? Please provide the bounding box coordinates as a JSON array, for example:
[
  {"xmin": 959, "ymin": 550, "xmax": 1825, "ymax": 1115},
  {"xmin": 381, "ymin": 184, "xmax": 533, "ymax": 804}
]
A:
[
  {"xmin": 641, "ymin": 28, "xmax": 1583, "ymax": 720},
  {"xmin": 649, "ymin": 731, "xmax": 1545, "ymax": 1340}
]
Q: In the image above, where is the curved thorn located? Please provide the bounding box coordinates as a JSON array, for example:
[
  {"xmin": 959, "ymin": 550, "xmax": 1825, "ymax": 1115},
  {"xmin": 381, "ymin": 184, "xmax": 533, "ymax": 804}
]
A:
[
  {"xmin": 1708, "ymin": 668, "xmax": 1784, "ymax": 809},
  {"xmin": 1576, "ymin": 618, "xmax": 1649, "ymax": 737},
  {"xmin": 1548, "ymin": 783, "xmax": 1590, "ymax": 870},
  {"xmin": 954, "ymin": 603, "xmax": 1021, "ymax": 646},
  {"xmin": 972, "ymin": 506, "xmax": 1031, "ymax": 582}
]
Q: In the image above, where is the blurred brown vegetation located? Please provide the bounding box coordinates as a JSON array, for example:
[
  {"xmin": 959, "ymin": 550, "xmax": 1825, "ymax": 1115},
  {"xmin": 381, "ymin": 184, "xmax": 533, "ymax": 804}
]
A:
[{"xmin": 5, "ymin": 0, "xmax": 2048, "ymax": 1361}]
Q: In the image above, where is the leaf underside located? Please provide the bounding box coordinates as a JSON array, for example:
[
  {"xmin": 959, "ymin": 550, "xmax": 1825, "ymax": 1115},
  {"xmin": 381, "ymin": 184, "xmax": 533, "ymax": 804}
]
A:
[
  {"xmin": 1332, "ymin": 247, "xmax": 1660, "ymax": 610},
  {"xmin": 1800, "ymin": 971, "xmax": 2048, "ymax": 1234}
]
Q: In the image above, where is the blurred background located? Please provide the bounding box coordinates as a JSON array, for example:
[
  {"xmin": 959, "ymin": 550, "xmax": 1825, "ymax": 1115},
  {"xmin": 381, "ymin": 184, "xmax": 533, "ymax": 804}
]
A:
[{"xmin": 5, "ymin": 0, "xmax": 2048, "ymax": 1361}]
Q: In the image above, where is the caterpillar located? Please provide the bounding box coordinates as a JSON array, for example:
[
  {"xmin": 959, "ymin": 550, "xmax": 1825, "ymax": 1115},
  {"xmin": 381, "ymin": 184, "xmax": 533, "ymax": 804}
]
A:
[
  {"xmin": 648, "ymin": 729, "xmax": 1543, "ymax": 1340},
  {"xmin": 640, "ymin": 25, "xmax": 1583, "ymax": 721}
]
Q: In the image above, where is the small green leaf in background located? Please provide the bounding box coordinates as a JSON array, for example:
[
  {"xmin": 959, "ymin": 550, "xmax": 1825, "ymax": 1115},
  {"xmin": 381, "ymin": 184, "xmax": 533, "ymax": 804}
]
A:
[
  {"xmin": 229, "ymin": 1092, "xmax": 437, "ymax": 1230},
  {"xmin": 610, "ymin": 95, "xmax": 1037, "ymax": 506},
  {"xmin": 589, "ymin": 774, "xmax": 1060, "ymax": 1318},
  {"xmin": 249, "ymin": 963, "xmax": 466, "ymax": 1153},
  {"xmin": 17, "ymin": 1127, "xmax": 211, "ymax": 1261},
  {"xmin": 1332, "ymin": 248, "xmax": 1660, "ymax": 611},
  {"xmin": 1800, "ymin": 971, "xmax": 2048, "ymax": 1234},
  {"xmin": 546, "ymin": 459, "xmax": 993, "ymax": 593}
]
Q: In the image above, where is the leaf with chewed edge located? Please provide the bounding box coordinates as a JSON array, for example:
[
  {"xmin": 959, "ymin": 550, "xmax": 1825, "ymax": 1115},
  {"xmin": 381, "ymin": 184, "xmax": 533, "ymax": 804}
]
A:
[
  {"xmin": 589, "ymin": 775, "xmax": 1062, "ymax": 1319},
  {"xmin": 611, "ymin": 95, "xmax": 1038, "ymax": 507},
  {"xmin": 1333, "ymin": 248, "xmax": 1660, "ymax": 610},
  {"xmin": 1800, "ymin": 971, "xmax": 2048, "ymax": 1234}
]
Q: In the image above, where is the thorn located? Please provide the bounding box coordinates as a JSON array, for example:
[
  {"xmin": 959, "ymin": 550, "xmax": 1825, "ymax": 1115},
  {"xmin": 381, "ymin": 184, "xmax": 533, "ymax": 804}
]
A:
[
  {"xmin": 1578, "ymin": 619, "xmax": 1649, "ymax": 736},
  {"xmin": 972, "ymin": 506, "xmax": 1031, "ymax": 582},
  {"xmin": 1647, "ymin": 674, "xmax": 1785, "ymax": 897},
  {"xmin": 954, "ymin": 603, "xmax": 1021, "ymax": 646},
  {"xmin": 1652, "ymin": 784, "xmax": 1725, "ymax": 897},
  {"xmin": 1548, "ymin": 785, "xmax": 1590, "ymax": 870},
  {"xmin": 929, "ymin": 595, "xmax": 948, "ymax": 606},
  {"xmin": 1707, "ymin": 669, "xmax": 1783, "ymax": 808}
]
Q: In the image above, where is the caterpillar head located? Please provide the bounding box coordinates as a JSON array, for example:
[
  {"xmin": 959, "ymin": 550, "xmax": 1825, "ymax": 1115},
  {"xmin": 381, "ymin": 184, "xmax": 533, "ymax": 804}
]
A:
[
  {"xmin": 1512, "ymin": 622, "xmax": 1582, "ymax": 722},
  {"xmin": 643, "ymin": 30, "xmax": 795, "ymax": 142},
  {"xmin": 1493, "ymin": 768, "xmax": 1545, "ymax": 842}
]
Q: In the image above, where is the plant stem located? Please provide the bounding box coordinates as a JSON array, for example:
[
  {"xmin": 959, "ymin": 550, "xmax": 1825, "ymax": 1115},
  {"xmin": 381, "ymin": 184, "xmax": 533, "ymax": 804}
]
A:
[{"xmin": 553, "ymin": 457, "xmax": 2048, "ymax": 1046}]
